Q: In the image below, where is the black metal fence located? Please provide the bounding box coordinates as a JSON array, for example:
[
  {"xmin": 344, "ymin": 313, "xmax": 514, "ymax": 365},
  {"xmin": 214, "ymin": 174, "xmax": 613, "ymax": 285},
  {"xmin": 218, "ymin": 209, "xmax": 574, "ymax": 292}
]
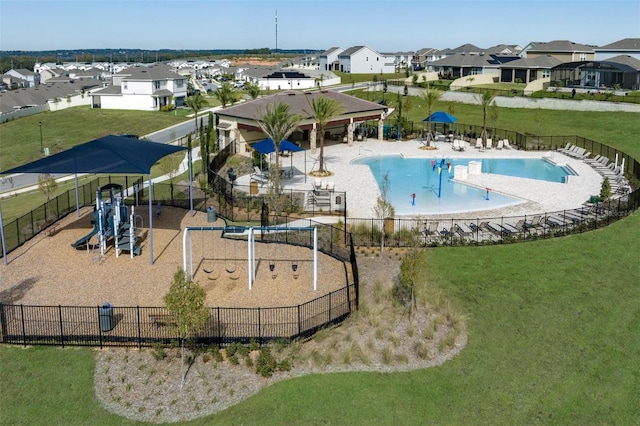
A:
[{"xmin": 0, "ymin": 284, "xmax": 356, "ymax": 348}]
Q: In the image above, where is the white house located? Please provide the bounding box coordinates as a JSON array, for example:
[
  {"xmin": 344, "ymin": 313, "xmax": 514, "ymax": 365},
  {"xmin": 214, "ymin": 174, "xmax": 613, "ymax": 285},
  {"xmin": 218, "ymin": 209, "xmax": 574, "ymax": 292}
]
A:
[
  {"xmin": 337, "ymin": 46, "xmax": 395, "ymax": 74},
  {"xmin": 4, "ymin": 69, "xmax": 40, "ymax": 87},
  {"xmin": 319, "ymin": 47, "xmax": 344, "ymax": 71},
  {"xmin": 90, "ymin": 64, "xmax": 187, "ymax": 110},
  {"xmin": 241, "ymin": 66, "xmax": 340, "ymax": 91}
]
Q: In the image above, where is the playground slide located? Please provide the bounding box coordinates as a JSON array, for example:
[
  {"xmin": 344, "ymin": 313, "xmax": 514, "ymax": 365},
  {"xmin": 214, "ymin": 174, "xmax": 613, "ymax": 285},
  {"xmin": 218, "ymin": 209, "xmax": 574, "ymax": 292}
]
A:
[{"xmin": 71, "ymin": 212, "xmax": 101, "ymax": 248}]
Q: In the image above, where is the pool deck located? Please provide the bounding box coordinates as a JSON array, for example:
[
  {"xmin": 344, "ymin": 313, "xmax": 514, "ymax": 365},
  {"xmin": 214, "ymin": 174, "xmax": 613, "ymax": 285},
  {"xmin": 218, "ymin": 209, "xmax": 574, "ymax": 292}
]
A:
[{"xmin": 234, "ymin": 138, "xmax": 605, "ymax": 220}]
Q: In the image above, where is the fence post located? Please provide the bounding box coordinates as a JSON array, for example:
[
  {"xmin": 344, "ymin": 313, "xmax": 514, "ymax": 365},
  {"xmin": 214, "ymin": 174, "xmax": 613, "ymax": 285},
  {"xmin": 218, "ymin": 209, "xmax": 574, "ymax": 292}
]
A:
[
  {"xmin": 328, "ymin": 291, "xmax": 332, "ymax": 323},
  {"xmin": 0, "ymin": 303, "xmax": 6, "ymax": 343},
  {"xmin": 297, "ymin": 304, "xmax": 301, "ymax": 337},
  {"xmin": 217, "ymin": 307, "xmax": 221, "ymax": 346},
  {"xmin": 258, "ymin": 307, "xmax": 261, "ymax": 345},
  {"xmin": 58, "ymin": 305, "xmax": 65, "ymax": 348},
  {"xmin": 20, "ymin": 305, "xmax": 27, "ymax": 347},
  {"xmin": 137, "ymin": 306, "xmax": 142, "ymax": 349},
  {"xmin": 98, "ymin": 305, "xmax": 103, "ymax": 349}
]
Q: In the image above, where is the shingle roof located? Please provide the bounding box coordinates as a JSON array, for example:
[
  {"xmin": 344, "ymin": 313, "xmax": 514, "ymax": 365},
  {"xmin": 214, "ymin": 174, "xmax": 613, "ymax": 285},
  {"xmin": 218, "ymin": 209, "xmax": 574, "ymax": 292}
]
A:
[
  {"xmin": 216, "ymin": 90, "xmax": 387, "ymax": 122},
  {"xmin": 605, "ymin": 55, "xmax": 640, "ymax": 71},
  {"xmin": 0, "ymin": 79, "xmax": 101, "ymax": 113},
  {"xmin": 429, "ymin": 54, "xmax": 493, "ymax": 67},
  {"xmin": 527, "ymin": 40, "xmax": 595, "ymax": 52},
  {"xmin": 597, "ymin": 38, "xmax": 640, "ymax": 51},
  {"xmin": 499, "ymin": 55, "xmax": 562, "ymax": 69},
  {"xmin": 321, "ymin": 47, "xmax": 343, "ymax": 56},
  {"xmin": 116, "ymin": 64, "xmax": 183, "ymax": 80},
  {"xmin": 448, "ymin": 43, "xmax": 484, "ymax": 54},
  {"xmin": 339, "ymin": 46, "xmax": 367, "ymax": 57}
]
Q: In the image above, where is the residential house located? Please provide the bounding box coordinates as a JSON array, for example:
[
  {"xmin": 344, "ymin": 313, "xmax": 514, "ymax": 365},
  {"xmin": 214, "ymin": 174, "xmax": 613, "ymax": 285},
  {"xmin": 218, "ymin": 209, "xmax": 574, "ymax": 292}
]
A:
[
  {"xmin": 338, "ymin": 46, "xmax": 395, "ymax": 74},
  {"xmin": 90, "ymin": 64, "xmax": 187, "ymax": 111},
  {"xmin": 595, "ymin": 38, "xmax": 640, "ymax": 61},
  {"xmin": 4, "ymin": 69, "xmax": 40, "ymax": 88},
  {"xmin": 412, "ymin": 48, "xmax": 442, "ymax": 70},
  {"xmin": 499, "ymin": 55, "xmax": 562, "ymax": 83},
  {"xmin": 319, "ymin": 47, "xmax": 344, "ymax": 71},
  {"xmin": 385, "ymin": 51, "xmax": 414, "ymax": 72},
  {"xmin": 520, "ymin": 40, "xmax": 595, "ymax": 62},
  {"xmin": 241, "ymin": 65, "xmax": 340, "ymax": 91}
]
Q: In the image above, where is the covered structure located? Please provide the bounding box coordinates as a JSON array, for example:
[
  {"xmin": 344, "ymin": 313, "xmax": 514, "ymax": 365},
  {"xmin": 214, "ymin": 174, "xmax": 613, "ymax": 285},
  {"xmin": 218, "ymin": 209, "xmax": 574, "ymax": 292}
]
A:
[
  {"xmin": 0, "ymin": 135, "xmax": 188, "ymax": 265},
  {"xmin": 215, "ymin": 90, "xmax": 389, "ymax": 155},
  {"xmin": 549, "ymin": 55, "xmax": 640, "ymax": 90},
  {"xmin": 250, "ymin": 138, "xmax": 307, "ymax": 181}
]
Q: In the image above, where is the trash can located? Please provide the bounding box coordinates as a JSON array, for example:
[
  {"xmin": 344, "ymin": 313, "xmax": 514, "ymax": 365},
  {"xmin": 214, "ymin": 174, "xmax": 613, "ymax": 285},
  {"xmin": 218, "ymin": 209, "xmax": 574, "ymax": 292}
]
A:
[
  {"xmin": 99, "ymin": 303, "xmax": 114, "ymax": 332},
  {"xmin": 207, "ymin": 206, "xmax": 216, "ymax": 222},
  {"xmin": 250, "ymin": 181, "xmax": 258, "ymax": 195},
  {"xmin": 589, "ymin": 195, "xmax": 600, "ymax": 204}
]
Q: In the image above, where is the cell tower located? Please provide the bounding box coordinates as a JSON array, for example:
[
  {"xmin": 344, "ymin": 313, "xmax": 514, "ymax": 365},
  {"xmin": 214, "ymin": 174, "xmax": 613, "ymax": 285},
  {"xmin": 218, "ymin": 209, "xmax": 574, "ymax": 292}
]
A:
[{"xmin": 275, "ymin": 10, "xmax": 278, "ymax": 53}]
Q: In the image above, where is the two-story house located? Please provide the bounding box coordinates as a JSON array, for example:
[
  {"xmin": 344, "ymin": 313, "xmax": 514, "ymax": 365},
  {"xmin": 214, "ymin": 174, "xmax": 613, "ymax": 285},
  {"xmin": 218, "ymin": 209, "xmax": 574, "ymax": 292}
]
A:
[
  {"xmin": 520, "ymin": 40, "xmax": 595, "ymax": 62},
  {"xmin": 338, "ymin": 46, "xmax": 395, "ymax": 74},
  {"xmin": 4, "ymin": 69, "xmax": 40, "ymax": 88},
  {"xmin": 90, "ymin": 64, "xmax": 187, "ymax": 111},
  {"xmin": 319, "ymin": 47, "xmax": 344, "ymax": 72}
]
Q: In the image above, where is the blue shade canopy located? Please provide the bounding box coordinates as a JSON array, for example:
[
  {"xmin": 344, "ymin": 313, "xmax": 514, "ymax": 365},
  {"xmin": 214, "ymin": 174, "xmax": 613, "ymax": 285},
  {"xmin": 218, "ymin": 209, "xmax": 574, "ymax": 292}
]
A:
[
  {"xmin": 251, "ymin": 139, "xmax": 304, "ymax": 155},
  {"xmin": 0, "ymin": 135, "xmax": 187, "ymax": 175},
  {"xmin": 422, "ymin": 112, "xmax": 457, "ymax": 124}
]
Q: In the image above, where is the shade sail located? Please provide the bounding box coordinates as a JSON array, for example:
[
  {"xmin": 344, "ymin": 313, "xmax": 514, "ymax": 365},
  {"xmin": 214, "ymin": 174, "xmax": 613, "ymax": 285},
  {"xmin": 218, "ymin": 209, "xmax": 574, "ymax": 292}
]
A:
[
  {"xmin": 0, "ymin": 135, "xmax": 186, "ymax": 175},
  {"xmin": 250, "ymin": 139, "xmax": 303, "ymax": 155},
  {"xmin": 422, "ymin": 112, "xmax": 457, "ymax": 124}
]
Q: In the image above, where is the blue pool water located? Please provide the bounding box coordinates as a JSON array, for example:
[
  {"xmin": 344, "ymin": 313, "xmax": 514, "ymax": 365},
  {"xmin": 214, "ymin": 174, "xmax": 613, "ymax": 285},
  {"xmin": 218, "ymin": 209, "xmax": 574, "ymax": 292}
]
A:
[{"xmin": 351, "ymin": 156, "xmax": 575, "ymax": 215}]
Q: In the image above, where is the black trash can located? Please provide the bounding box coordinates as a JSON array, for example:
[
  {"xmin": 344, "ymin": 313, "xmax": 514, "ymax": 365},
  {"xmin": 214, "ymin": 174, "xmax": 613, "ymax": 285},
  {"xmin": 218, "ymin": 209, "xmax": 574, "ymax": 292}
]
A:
[
  {"xmin": 207, "ymin": 206, "xmax": 216, "ymax": 223},
  {"xmin": 99, "ymin": 303, "xmax": 115, "ymax": 332}
]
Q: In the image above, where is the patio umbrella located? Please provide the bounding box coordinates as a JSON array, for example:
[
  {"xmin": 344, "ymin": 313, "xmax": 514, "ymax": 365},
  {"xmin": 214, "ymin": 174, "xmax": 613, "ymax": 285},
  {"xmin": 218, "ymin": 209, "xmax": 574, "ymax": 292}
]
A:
[
  {"xmin": 422, "ymin": 111, "xmax": 458, "ymax": 124},
  {"xmin": 250, "ymin": 139, "xmax": 306, "ymax": 182}
]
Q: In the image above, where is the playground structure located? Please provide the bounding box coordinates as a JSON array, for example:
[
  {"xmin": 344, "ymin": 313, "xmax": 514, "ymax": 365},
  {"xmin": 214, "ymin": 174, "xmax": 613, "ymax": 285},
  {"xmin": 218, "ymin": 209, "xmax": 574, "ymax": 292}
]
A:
[
  {"xmin": 183, "ymin": 226, "xmax": 318, "ymax": 291},
  {"xmin": 71, "ymin": 183, "xmax": 141, "ymax": 259}
]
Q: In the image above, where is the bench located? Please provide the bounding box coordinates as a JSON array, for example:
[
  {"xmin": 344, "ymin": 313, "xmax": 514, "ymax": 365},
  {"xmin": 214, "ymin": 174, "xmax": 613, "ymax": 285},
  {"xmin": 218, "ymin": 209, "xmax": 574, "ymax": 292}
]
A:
[{"xmin": 149, "ymin": 313, "xmax": 177, "ymax": 329}]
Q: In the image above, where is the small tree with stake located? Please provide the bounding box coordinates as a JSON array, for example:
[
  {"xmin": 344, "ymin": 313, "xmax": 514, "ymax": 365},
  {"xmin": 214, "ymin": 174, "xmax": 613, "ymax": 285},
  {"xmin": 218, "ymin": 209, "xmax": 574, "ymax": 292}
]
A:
[
  {"xmin": 373, "ymin": 173, "xmax": 395, "ymax": 253},
  {"xmin": 38, "ymin": 173, "xmax": 57, "ymax": 220},
  {"xmin": 164, "ymin": 268, "xmax": 209, "ymax": 391}
]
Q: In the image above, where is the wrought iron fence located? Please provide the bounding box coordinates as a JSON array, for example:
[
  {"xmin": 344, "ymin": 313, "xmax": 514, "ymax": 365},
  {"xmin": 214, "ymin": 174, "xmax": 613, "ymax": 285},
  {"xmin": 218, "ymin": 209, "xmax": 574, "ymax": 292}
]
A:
[{"xmin": 0, "ymin": 284, "xmax": 356, "ymax": 348}]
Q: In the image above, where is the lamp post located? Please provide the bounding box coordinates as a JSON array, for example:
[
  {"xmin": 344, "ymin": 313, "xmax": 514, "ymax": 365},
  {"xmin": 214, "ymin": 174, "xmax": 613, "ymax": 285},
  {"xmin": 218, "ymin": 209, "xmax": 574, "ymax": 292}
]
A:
[{"xmin": 39, "ymin": 121, "xmax": 43, "ymax": 153}]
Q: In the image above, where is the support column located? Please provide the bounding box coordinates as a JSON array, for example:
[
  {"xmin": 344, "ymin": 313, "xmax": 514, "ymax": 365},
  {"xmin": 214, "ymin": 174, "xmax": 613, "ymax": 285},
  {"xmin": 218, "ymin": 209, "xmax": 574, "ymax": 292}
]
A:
[
  {"xmin": 378, "ymin": 119, "xmax": 384, "ymax": 141},
  {"xmin": 347, "ymin": 120, "xmax": 354, "ymax": 146}
]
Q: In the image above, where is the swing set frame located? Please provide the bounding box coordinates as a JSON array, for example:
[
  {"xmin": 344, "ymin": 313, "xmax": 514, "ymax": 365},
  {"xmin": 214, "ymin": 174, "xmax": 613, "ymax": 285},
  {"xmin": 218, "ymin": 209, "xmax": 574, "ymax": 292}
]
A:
[{"xmin": 182, "ymin": 226, "xmax": 318, "ymax": 290}]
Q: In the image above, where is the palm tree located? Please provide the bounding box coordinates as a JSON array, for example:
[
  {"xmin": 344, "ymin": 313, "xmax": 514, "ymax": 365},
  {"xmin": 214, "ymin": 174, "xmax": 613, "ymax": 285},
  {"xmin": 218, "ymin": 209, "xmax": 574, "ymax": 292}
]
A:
[
  {"xmin": 304, "ymin": 95, "xmax": 344, "ymax": 174},
  {"xmin": 257, "ymin": 101, "xmax": 300, "ymax": 195},
  {"xmin": 479, "ymin": 91, "xmax": 495, "ymax": 147},
  {"xmin": 244, "ymin": 81, "xmax": 260, "ymax": 99},
  {"xmin": 213, "ymin": 82, "xmax": 237, "ymax": 108},
  {"xmin": 184, "ymin": 92, "xmax": 208, "ymax": 131},
  {"xmin": 419, "ymin": 85, "xmax": 442, "ymax": 147}
]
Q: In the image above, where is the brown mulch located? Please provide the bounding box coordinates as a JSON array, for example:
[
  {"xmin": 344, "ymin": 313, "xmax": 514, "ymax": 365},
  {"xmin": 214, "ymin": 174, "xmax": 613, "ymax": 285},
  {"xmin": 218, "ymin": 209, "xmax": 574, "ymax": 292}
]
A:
[{"xmin": 0, "ymin": 206, "xmax": 347, "ymax": 308}]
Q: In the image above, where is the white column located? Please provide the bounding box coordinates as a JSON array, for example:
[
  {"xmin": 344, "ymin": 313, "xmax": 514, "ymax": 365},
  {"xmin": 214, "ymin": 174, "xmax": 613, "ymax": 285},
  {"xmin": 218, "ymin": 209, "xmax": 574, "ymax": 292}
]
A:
[
  {"xmin": 378, "ymin": 119, "xmax": 384, "ymax": 141},
  {"xmin": 310, "ymin": 124, "xmax": 317, "ymax": 153},
  {"xmin": 347, "ymin": 120, "xmax": 354, "ymax": 146}
]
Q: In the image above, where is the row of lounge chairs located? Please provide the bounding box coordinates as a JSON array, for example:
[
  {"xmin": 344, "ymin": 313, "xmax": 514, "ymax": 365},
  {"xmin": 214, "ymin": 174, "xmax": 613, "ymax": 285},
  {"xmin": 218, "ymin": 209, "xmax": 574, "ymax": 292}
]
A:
[
  {"xmin": 421, "ymin": 207, "xmax": 605, "ymax": 244},
  {"xmin": 474, "ymin": 138, "xmax": 512, "ymax": 150},
  {"xmin": 557, "ymin": 144, "xmax": 631, "ymax": 194}
]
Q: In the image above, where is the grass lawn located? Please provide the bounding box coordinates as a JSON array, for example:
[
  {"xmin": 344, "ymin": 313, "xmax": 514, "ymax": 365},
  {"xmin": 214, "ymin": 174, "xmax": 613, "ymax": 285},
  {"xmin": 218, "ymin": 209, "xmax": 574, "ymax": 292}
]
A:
[
  {"xmin": 1, "ymin": 95, "xmax": 640, "ymax": 424},
  {"xmin": 0, "ymin": 106, "xmax": 191, "ymax": 171}
]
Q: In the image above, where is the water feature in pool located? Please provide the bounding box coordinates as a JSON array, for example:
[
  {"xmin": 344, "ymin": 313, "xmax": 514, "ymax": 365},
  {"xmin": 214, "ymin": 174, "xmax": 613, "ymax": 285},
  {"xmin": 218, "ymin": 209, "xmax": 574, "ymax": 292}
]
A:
[{"xmin": 351, "ymin": 155, "xmax": 575, "ymax": 215}]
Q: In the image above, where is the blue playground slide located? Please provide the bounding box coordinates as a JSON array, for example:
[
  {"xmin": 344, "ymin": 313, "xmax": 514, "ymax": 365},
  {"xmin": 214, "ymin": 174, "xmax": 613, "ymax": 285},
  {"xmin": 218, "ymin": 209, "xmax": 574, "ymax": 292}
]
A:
[{"xmin": 71, "ymin": 211, "xmax": 101, "ymax": 248}]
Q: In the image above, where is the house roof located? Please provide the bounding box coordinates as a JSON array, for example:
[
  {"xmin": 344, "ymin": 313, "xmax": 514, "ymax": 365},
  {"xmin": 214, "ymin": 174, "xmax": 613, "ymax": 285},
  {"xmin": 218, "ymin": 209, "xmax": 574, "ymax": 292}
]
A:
[
  {"xmin": 597, "ymin": 38, "xmax": 640, "ymax": 51},
  {"xmin": 429, "ymin": 54, "xmax": 493, "ymax": 68},
  {"xmin": 91, "ymin": 85, "xmax": 122, "ymax": 95},
  {"xmin": 0, "ymin": 79, "xmax": 101, "ymax": 114},
  {"xmin": 605, "ymin": 55, "xmax": 640, "ymax": 71},
  {"xmin": 448, "ymin": 43, "xmax": 484, "ymax": 54},
  {"xmin": 116, "ymin": 64, "xmax": 183, "ymax": 81},
  {"xmin": 499, "ymin": 55, "xmax": 562, "ymax": 69},
  {"xmin": 526, "ymin": 40, "xmax": 595, "ymax": 53},
  {"xmin": 216, "ymin": 90, "xmax": 387, "ymax": 122},
  {"xmin": 11, "ymin": 68, "xmax": 37, "ymax": 77},
  {"xmin": 339, "ymin": 46, "xmax": 368, "ymax": 57},
  {"xmin": 320, "ymin": 47, "xmax": 344, "ymax": 56},
  {"xmin": 415, "ymin": 48, "xmax": 440, "ymax": 56}
]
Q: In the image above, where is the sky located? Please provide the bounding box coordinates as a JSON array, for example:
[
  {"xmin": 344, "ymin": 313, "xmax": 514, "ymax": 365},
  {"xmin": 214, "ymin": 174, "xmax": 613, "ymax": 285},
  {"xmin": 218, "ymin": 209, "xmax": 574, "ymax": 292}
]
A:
[{"xmin": 1, "ymin": 0, "xmax": 639, "ymax": 52}]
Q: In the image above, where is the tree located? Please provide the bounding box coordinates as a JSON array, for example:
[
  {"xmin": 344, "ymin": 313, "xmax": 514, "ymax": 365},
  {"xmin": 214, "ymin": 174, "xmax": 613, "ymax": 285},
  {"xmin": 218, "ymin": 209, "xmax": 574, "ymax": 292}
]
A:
[
  {"xmin": 419, "ymin": 85, "xmax": 442, "ymax": 147},
  {"xmin": 304, "ymin": 95, "xmax": 344, "ymax": 174},
  {"xmin": 184, "ymin": 92, "xmax": 208, "ymax": 131},
  {"xmin": 213, "ymin": 81, "xmax": 237, "ymax": 108},
  {"xmin": 244, "ymin": 81, "xmax": 260, "ymax": 99},
  {"xmin": 395, "ymin": 244, "xmax": 422, "ymax": 321},
  {"xmin": 257, "ymin": 100, "xmax": 300, "ymax": 202},
  {"xmin": 373, "ymin": 173, "xmax": 395, "ymax": 253},
  {"xmin": 478, "ymin": 91, "xmax": 495, "ymax": 147},
  {"xmin": 600, "ymin": 176, "xmax": 612, "ymax": 201},
  {"xmin": 38, "ymin": 173, "xmax": 57, "ymax": 218},
  {"xmin": 164, "ymin": 268, "xmax": 209, "ymax": 391},
  {"xmin": 490, "ymin": 100, "xmax": 499, "ymax": 138}
]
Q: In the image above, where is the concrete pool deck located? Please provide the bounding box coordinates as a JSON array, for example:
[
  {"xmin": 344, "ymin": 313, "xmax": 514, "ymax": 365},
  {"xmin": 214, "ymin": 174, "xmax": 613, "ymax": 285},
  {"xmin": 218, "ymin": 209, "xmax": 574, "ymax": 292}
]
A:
[{"xmin": 234, "ymin": 138, "xmax": 605, "ymax": 220}]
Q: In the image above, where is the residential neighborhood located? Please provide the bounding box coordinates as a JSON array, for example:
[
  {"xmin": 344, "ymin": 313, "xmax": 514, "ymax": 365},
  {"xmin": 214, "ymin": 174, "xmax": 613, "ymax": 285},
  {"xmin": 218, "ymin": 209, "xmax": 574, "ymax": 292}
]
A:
[{"xmin": 2, "ymin": 37, "xmax": 639, "ymax": 120}]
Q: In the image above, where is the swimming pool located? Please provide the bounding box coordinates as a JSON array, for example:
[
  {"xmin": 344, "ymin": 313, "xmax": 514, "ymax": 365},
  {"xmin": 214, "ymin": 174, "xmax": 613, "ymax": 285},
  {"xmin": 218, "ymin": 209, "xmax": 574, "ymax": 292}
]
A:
[{"xmin": 351, "ymin": 156, "xmax": 576, "ymax": 215}]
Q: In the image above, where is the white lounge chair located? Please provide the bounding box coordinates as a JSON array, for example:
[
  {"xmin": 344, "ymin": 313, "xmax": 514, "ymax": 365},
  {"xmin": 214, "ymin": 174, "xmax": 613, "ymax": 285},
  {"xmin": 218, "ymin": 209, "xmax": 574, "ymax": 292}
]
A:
[
  {"xmin": 475, "ymin": 138, "xmax": 483, "ymax": 149},
  {"xmin": 496, "ymin": 140, "xmax": 504, "ymax": 150},
  {"xmin": 503, "ymin": 139, "xmax": 512, "ymax": 149},
  {"xmin": 486, "ymin": 139, "xmax": 493, "ymax": 149}
]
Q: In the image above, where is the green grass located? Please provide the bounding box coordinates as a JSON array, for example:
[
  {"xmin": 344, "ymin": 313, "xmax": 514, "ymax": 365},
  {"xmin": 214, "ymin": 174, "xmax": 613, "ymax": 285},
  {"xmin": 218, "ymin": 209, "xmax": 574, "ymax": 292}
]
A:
[
  {"xmin": 0, "ymin": 106, "xmax": 191, "ymax": 171},
  {"xmin": 0, "ymin": 346, "xmax": 142, "ymax": 425},
  {"xmin": 1, "ymin": 96, "xmax": 640, "ymax": 425}
]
